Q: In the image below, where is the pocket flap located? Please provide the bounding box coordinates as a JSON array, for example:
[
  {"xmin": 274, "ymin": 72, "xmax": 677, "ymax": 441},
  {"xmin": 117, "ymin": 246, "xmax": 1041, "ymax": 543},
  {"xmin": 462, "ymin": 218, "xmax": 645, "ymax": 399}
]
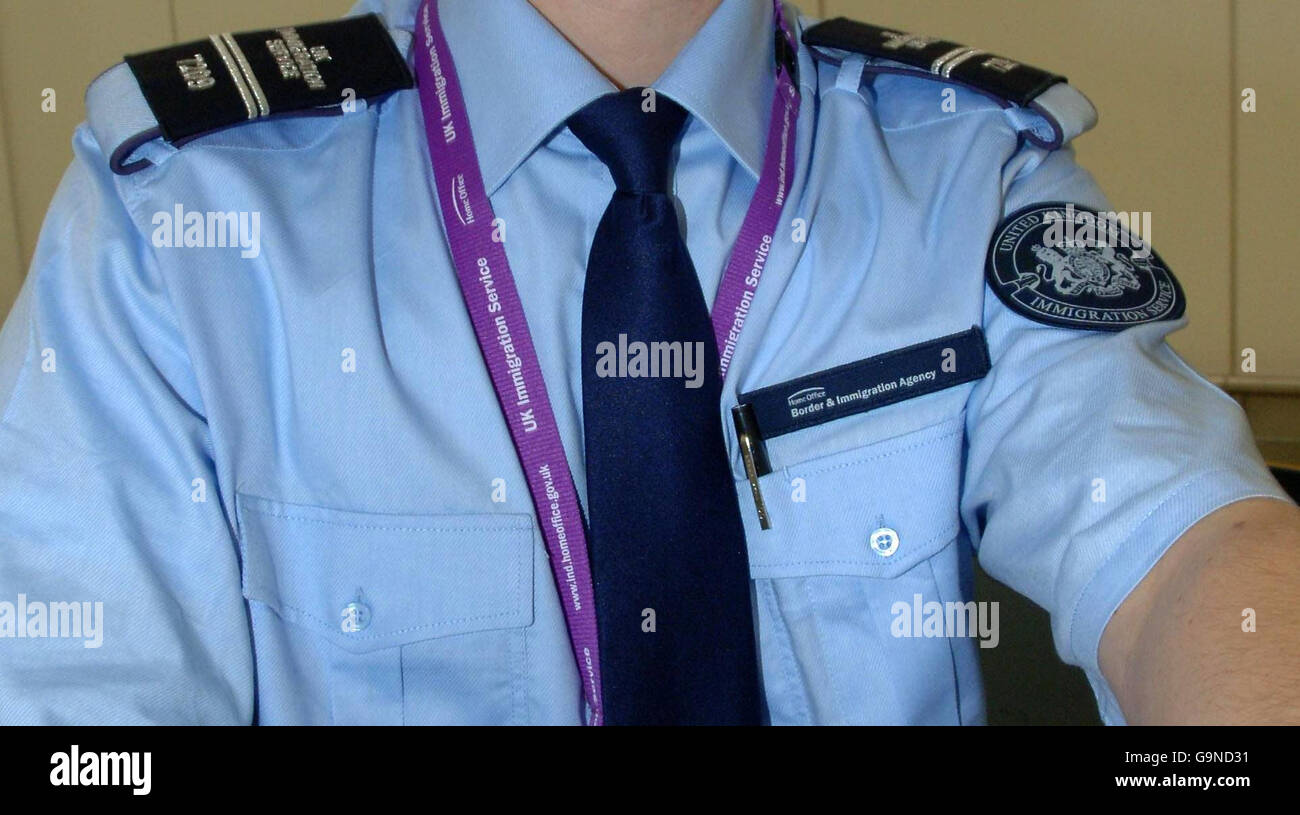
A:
[
  {"xmin": 237, "ymin": 494, "xmax": 534, "ymax": 653},
  {"xmin": 740, "ymin": 418, "xmax": 964, "ymax": 579}
]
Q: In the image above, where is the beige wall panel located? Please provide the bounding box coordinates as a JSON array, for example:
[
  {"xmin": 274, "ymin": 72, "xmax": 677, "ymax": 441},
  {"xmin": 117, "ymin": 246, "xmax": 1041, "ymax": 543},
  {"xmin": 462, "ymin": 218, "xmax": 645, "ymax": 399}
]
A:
[
  {"xmin": 0, "ymin": 0, "xmax": 173, "ymax": 284},
  {"xmin": 0, "ymin": 84, "xmax": 22, "ymax": 318},
  {"xmin": 172, "ymin": 0, "xmax": 354, "ymax": 43},
  {"xmin": 1239, "ymin": 394, "xmax": 1300, "ymax": 467},
  {"xmin": 1234, "ymin": 0, "xmax": 1300, "ymax": 386},
  {"xmin": 1240, "ymin": 393, "xmax": 1300, "ymax": 441},
  {"xmin": 822, "ymin": 0, "xmax": 1234, "ymax": 378}
]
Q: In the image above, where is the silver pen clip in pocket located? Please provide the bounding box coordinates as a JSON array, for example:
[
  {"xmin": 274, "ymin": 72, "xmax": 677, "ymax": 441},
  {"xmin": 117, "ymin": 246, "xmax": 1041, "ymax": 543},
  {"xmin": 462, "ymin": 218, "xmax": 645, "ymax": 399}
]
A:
[{"xmin": 731, "ymin": 403, "xmax": 773, "ymax": 530}]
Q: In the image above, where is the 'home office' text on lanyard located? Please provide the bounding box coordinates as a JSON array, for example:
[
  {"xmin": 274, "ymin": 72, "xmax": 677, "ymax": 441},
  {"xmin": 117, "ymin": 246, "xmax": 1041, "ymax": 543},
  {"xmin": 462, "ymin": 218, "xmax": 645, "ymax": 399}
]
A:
[{"xmin": 412, "ymin": 0, "xmax": 801, "ymax": 726}]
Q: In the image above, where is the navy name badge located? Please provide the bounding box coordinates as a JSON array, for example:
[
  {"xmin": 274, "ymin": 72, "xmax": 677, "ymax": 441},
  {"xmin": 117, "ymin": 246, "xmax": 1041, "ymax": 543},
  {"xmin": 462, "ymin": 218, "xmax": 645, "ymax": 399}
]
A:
[
  {"xmin": 986, "ymin": 202, "xmax": 1185, "ymax": 331},
  {"xmin": 738, "ymin": 328, "xmax": 991, "ymax": 442},
  {"xmin": 124, "ymin": 14, "xmax": 413, "ymax": 144}
]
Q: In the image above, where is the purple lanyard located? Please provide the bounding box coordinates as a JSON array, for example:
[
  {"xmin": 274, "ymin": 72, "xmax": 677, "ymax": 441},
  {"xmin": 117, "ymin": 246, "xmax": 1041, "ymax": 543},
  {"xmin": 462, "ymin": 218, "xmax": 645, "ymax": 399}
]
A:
[{"xmin": 413, "ymin": 0, "xmax": 801, "ymax": 726}]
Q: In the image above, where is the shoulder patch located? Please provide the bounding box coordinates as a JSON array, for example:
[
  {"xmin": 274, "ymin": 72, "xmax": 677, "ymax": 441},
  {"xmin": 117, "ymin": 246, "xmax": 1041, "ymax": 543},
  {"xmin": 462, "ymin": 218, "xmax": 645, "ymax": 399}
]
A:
[
  {"xmin": 802, "ymin": 18, "xmax": 1096, "ymax": 148},
  {"xmin": 103, "ymin": 13, "xmax": 412, "ymax": 173},
  {"xmin": 985, "ymin": 203, "xmax": 1185, "ymax": 332}
]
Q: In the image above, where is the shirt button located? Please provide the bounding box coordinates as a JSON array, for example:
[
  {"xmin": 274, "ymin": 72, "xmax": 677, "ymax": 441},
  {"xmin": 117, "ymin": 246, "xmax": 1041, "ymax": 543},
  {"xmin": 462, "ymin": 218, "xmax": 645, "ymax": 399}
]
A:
[
  {"xmin": 340, "ymin": 601, "xmax": 371, "ymax": 633},
  {"xmin": 869, "ymin": 526, "xmax": 900, "ymax": 557}
]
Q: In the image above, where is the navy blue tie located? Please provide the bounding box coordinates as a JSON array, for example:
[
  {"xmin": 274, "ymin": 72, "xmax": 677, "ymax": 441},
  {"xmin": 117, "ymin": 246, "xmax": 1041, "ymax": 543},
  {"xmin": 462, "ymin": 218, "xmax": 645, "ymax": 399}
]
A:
[{"xmin": 569, "ymin": 90, "xmax": 763, "ymax": 725}]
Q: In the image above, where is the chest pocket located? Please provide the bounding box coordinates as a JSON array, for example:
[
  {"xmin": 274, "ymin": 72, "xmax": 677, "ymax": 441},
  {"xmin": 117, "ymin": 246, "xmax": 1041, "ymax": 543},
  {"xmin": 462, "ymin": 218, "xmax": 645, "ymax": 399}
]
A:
[
  {"xmin": 736, "ymin": 416, "xmax": 975, "ymax": 724},
  {"xmin": 236, "ymin": 494, "xmax": 535, "ymax": 725}
]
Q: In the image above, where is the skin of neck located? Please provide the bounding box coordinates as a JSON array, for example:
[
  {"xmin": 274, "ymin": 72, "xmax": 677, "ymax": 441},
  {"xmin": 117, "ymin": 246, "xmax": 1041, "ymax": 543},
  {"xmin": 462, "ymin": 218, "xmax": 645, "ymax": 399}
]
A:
[{"xmin": 529, "ymin": 0, "xmax": 724, "ymax": 88}]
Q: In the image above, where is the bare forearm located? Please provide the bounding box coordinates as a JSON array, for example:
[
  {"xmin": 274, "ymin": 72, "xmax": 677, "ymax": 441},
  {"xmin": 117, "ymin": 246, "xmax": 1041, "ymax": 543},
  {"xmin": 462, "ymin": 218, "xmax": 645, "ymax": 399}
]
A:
[{"xmin": 1100, "ymin": 496, "xmax": 1300, "ymax": 724}]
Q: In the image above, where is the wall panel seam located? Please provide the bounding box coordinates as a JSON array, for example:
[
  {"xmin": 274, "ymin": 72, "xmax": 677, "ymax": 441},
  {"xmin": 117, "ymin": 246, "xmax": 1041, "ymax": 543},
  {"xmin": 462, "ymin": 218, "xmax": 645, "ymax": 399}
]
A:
[
  {"xmin": 168, "ymin": 0, "xmax": 180, "ymax": 45},
  {"xmin": 1228, "ymin": 0, "xmax": 1239, "ymax": 380}
]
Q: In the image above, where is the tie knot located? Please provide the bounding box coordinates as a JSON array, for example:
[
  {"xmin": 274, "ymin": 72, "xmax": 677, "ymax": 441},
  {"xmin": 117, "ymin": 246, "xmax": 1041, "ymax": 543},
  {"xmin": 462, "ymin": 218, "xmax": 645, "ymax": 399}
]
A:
[{"xmin": 567, "ymin": 89, "xmax": 689, "ymax": 193}]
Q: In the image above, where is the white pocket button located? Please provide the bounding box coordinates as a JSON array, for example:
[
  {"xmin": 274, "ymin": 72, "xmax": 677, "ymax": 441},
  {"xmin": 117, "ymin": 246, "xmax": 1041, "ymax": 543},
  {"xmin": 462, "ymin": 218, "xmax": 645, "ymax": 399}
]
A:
[
  {"xmin": 869, "ymin": 527, "xmax": 900, "ymax": 557},
  {"xmin": 340, "ymin": 601, "xmax": 371, "ymax": 632}
]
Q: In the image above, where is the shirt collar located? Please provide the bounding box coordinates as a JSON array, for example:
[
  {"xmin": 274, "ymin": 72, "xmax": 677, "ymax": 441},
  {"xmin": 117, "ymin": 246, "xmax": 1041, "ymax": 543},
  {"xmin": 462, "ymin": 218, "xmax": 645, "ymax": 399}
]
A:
[
  {"xmin": 655, "ymin": 0, "xmax": 776, "ymax": 181},
  {"xmin": 370, "ymin": 0, "xmax": 778, "ymax": 192}
]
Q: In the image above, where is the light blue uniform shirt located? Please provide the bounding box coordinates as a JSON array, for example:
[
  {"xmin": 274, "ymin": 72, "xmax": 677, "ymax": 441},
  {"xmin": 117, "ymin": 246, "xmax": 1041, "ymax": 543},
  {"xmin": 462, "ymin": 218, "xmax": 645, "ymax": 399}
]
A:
[{"xmin": 0, "ymin": 0, "xmax": 1288, "ymax": 724}]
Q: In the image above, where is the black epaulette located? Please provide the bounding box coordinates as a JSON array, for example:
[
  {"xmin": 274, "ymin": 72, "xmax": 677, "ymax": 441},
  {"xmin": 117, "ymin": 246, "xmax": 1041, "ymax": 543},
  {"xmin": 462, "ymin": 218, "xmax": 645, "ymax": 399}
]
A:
[
  {"xmin": 124, "ymin": 13, "xmax": 413, "ymax": 144},
  {"xmin": 91, "ymin": 14, "xmax": 413, "ymax": 173},
  {"xmin": 802, "ymin": 18, "xmax": 1064, "ymax": 108}
]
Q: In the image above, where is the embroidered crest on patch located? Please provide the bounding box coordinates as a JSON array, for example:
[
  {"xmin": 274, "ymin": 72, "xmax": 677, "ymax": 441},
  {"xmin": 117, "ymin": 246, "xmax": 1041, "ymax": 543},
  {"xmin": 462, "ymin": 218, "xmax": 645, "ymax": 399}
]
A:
[{"xmin": 986, "ymin": 203, "xmax": 1184, "ymax": 331}]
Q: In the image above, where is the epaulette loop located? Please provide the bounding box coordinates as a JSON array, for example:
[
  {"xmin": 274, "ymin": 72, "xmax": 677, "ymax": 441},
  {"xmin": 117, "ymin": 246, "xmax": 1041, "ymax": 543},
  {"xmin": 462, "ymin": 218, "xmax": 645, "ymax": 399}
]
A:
[{"xmin": 803, "ymin": 17, "xmax": 1096, "ymax": 149}]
